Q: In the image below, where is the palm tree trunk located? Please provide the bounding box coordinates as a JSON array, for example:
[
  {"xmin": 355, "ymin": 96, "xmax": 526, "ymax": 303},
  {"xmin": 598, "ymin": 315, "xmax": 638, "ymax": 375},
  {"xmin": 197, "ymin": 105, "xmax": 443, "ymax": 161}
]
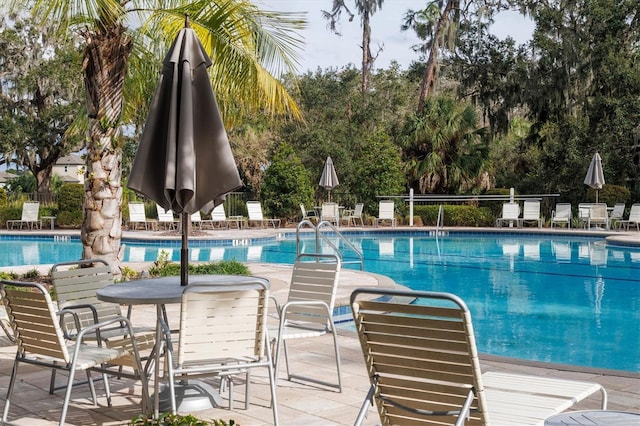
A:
[
  {"xmin": 361, "ymin": 10, "xmax": 371, "ymax": 94},
  {"xmin": 417, "ymin": 0, "xmax": 456, "ymax": 113},
  {"xmin": 80, "ymin": 25, "xmax": 132, "ymax": 274}
]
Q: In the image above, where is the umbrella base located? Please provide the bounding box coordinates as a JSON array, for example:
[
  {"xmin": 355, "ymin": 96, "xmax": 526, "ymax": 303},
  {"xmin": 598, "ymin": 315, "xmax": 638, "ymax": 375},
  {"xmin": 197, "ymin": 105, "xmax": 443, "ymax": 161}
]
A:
[{"xmin": 155, "ymin": 379, "xmax": 225, "ymax": 413}]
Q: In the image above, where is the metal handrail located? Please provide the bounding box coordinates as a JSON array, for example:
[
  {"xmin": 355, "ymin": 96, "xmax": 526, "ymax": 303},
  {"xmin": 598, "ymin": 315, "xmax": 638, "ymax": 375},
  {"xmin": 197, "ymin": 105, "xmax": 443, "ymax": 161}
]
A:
[{"xmin": 295, "ymin": 220, "xmax": 363, "ymax": 270}]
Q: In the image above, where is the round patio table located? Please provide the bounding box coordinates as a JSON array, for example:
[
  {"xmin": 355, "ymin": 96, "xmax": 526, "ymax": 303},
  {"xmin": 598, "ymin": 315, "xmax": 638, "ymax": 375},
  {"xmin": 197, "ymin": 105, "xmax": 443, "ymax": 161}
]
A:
[{"xmin": 96, "ymin": 275, "xmax": 270, "ymax": 417}]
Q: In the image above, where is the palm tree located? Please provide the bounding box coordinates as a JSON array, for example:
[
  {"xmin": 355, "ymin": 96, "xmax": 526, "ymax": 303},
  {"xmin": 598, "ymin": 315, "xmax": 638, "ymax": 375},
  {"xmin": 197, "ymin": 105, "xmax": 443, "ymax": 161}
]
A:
[
  {"xmin": 322, "ymin": 0, "xmax": 384, "ymax": 94},
  {"xmin": 3, "ymin": 0, "xmax": 304, "ymax": 271},
  {"xmin": 402, "ymin": 96, "xmax": 489, "ymax": 194}
]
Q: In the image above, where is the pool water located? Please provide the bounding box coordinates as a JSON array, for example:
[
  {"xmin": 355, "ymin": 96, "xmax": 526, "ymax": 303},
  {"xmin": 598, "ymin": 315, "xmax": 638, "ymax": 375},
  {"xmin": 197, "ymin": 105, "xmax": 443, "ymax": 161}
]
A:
[{"xmin": 1, "ymin": 232, "xmax": 638, "ymax": 372}]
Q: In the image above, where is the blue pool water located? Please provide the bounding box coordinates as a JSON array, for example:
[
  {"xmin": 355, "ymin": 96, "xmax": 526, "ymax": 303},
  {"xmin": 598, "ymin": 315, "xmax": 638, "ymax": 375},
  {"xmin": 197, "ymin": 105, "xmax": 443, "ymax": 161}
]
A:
[{"xmin": 1, "ymin": 232, "xmax": 639, "ymax": 372}]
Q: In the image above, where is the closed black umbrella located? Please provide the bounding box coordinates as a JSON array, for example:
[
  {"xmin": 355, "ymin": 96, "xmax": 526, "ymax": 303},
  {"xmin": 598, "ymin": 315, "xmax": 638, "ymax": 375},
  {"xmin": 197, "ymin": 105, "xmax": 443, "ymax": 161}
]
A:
[
  {"xmin": 584, "ymin": 152, "xmax": 605, "ymax": 203},
  {"xmin": 128, "ymin": 16, "xmax": 242, "ymax": 285},
  {"xmin": 319, "ymin": 156, "xmax": 339, "ymax": 202}
]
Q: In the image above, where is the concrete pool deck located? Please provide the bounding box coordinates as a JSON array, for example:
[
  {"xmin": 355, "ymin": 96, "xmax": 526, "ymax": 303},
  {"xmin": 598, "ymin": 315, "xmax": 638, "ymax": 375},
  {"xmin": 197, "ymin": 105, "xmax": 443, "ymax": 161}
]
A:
[{"xmin": 0, "ymin": 226, "xmax": 638, "ymax": 424}]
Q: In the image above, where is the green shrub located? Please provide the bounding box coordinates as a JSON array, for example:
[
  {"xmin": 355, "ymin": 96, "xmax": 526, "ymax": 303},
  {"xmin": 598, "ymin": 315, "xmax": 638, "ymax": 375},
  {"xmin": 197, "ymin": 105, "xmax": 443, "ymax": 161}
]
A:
[
  {"xmin": 0, "ymin": 206, "xmax": 23, "ymax": 228},
  {"xmin": 414, "ymin": 205, "xmax": 494, "ymax": 227},
  {"xmin": 592, "ymin": 184, "xmax": 631, "ymax": 206},
  {"xmin": 148, "ymin": 259, "xmax": 250, "ymax": 278},
  {"xmin": 130, "ymin": 412, "xmax": 235, "ymax": 425},
  {"xmin": 0, "ymin": 187, "xmax": 7, "ymax": 206},
  {"xmin": 57, "ymin": 184, "xmax": 84, "ymax": 228}
]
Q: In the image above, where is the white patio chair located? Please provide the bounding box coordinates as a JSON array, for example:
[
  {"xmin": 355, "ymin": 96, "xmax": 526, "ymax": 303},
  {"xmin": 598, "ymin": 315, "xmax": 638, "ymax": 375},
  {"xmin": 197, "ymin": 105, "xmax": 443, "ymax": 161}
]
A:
[
  {"xmin": 520, "ymin": 200, "xmax": 542, "ymax": 228},
  {"xmin": 159, "ymin": 280, "xmax": 278, "ymax": 423},
  {"xmin": 618, "ymin": 203, "xmax": 640, "ymax": 231},
  {"xmin": 609, "ymin": 203, "xmax": 625, "ymax": 229},
  {"xmin": 300, "ymin": 203, "xmax": 318, "ymax": 223},
  {"xmin": 495, "ymin": 202, "xmax": 520, "ymax": 228},
  {"xmin": 341, "ymin": 203, "xmax": 364, "ymax": 226},
  {"xmin": 375, "ymin": 200, "xmax": 396, "ymax": 227},
  {"xmin": 588, "ymin": 203, "xmax": 609, "ymax": 229},
  {"xmin": 269, "ymin": 253, "xmax": 342, "ymax": 392},
  {"xmin": 550, "ymin": 203, "xmax": 572, "ymax": 229},
  {"xmin": 1, "ymin": 280, "xmax": 149, "ymax": 425},
  {"xmin": 6, "ymin": 201, "xmax": 41, "ymax": 230},
  {"xmin": 577, "ymin": 203, "xmax": 592, "ymax": 228},
  {"xmin": 320, "ymin": 202, "xmax": 339, "ymax": 225}
]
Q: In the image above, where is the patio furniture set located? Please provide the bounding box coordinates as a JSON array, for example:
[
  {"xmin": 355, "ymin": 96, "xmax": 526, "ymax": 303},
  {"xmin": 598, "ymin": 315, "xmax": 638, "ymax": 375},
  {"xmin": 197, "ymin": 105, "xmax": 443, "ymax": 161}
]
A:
[
  {"xmin": 1, "ymin": 251, "xmax": 624, "ymax": 425},
  {"xmin": 496, "ymin": 201, "xmax": 640, "ymax": 230},
  {"xmin": 127, "ymin": 200, "xmax": 280, "ymax": 231}
]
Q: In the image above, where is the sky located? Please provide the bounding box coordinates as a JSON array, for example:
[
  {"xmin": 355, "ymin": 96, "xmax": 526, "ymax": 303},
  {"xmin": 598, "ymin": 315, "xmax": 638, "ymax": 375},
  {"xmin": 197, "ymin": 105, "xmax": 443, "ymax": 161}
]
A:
[{"xmin": 257, "ymin": 1, "xmax": 535, "ymax": 74}]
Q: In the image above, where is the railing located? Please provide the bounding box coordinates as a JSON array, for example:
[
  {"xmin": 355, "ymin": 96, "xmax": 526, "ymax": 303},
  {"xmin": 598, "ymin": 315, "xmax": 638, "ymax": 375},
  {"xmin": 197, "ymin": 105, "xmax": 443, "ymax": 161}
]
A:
[{"xmin": 295, "ymin": 220, "xmax": 363, "ymax": 270}]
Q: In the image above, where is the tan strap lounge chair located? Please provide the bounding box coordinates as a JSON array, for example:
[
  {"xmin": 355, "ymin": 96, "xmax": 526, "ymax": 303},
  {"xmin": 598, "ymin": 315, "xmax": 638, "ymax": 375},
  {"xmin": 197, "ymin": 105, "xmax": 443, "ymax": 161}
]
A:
[
  {"xmin": 1, "ymin": 280, "xmax": 149, "ymax": 425},
  {"xmin": 351, "ymin": 288, "xmax": 607, "ymax": 426},
  {"xmin": 159, "ymin": 280, "xmax": 278, "ymax": 423}
]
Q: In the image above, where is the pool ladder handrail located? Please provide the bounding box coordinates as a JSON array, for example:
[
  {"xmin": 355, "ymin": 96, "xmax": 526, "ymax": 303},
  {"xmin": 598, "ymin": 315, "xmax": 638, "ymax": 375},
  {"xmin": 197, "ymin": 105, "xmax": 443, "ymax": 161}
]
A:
[
  {"xmin": 431, "ymin": 204, "xmax": 448, "ymax": 237},
  {"xmin": 295, "ymin": 220, "xmax": 363, "ymax": 270}
]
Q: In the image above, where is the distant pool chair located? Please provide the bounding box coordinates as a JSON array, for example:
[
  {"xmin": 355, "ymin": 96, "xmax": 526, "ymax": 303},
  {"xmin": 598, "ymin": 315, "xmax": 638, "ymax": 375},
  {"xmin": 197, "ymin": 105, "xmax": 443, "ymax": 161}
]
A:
[{"xmin": 550, "ymin": 203, "xmax": 572, "ymax": 229}]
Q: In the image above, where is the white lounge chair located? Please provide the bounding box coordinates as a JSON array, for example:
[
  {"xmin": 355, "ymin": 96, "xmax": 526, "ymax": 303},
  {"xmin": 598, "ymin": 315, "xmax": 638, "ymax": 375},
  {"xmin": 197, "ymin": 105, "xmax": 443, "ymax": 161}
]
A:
[
  {"xmin": 156, "ymin": 205, "xmax": 178, "ymax": 230},
  {"xmin": 128, "ymin": 202, "xmax": 152, "ymax": 230},
  {"xmin": 618, "ymin": 203, "xmax": 640, "ymax": 231},
  {"xmin": 375, "ymin": 200, "xmax": 396, "ymax": 227},
  {"xmin": 269, "ymin": 253, "xmax": 342, "ymax": 392},
  {"xmin": 608, "ymin": 203, "xmax": 625, "ymax": 229},
  {"xmin": 495, "ymin": 202, "xmax": 520, "ymax": 228},
  {"xmin": 588, "ymin": 203, "xmax": 609, "ymax": 229},
  {"xmin": 520, "ymin": 200, "xmax": 542, "ymax": 228},
  {"xmin": 351, "ymin": 288, "xmax": 608, "ymax": 426},
  {"xmin": 6, "ymin": 201, "xmax": 41, "ymax": 230},
  {"xmin": 550, "ymin": 203, "xmax": 572, "ymax": 229},
  {"xmin": 246, "ymin": 201, "xmax": 281, "ymax": 228},
  {"xmin": 209, "ymin": 204, "xmax": 229, "ymax": 229}
]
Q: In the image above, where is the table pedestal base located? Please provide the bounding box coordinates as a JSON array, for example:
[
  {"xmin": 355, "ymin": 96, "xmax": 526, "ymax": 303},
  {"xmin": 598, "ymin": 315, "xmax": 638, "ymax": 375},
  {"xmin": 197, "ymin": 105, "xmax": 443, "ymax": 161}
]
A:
[{"xmin": 155, "ymin": 380, "xmax": 225, "ymax": 413}]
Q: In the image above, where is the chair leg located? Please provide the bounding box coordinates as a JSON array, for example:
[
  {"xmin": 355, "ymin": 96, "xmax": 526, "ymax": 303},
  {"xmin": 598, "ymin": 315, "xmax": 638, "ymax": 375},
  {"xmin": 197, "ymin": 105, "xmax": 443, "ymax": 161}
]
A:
[{"xmin": 2, "ymin": 357, "xmax": 20, "ymax": 423}]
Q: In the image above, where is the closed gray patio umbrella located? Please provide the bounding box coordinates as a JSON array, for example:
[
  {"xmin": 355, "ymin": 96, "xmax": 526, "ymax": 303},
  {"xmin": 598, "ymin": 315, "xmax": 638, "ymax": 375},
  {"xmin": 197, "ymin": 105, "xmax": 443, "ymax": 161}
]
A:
[
  {"xmin": 128, "ymin": 16, "xmax": 242, "ymax": 285},
  {"xmin": 319, "ymin": 156, "xmax": 339, "ymax": 202},
  {"xmin": 584, "ymin": 152, "xmax": 605, "ymax": 203}
]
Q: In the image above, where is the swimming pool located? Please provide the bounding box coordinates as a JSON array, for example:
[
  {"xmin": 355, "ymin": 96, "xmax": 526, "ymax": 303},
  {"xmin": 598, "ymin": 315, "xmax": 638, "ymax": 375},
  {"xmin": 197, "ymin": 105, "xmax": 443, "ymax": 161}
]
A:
[{"xmin": 1, "ymin": 232, "xmax": 639, "ymax": 372}]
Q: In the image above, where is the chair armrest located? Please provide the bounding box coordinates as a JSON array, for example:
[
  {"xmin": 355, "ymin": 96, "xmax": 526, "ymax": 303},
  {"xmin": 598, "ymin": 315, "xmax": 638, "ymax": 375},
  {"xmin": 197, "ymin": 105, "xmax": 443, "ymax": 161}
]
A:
[
  {"xmin": 268, "ymin": 295, "xmax": 283, "ymax": 317},
  {"xmin": 58, "ymin": 303, "xmax": 101, "ymax": 340}
]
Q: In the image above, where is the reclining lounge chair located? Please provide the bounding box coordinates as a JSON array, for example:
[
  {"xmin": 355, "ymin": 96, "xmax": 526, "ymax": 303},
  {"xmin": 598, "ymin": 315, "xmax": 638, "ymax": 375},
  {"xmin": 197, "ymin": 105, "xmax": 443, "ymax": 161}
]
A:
[{"xmin": 351, "ymin": 288, "xmax": 607, "ymax": 426}]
